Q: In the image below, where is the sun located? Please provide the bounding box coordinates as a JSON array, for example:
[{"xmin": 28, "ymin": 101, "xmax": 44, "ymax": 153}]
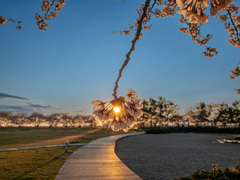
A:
[{"xmin": 114, "ymin": 107, "xmax": 120, "ymax": 113}]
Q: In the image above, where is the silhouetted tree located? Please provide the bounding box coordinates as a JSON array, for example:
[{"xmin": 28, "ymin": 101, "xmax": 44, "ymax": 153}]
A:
[
  {"xmin": 215, "ymin": 102, "xmax": 229, "ymax": 128},
  {"xmin": 46, "ymin": 113, "xmax": 62, "ymax": 128},
  {"xmin": 170, "ymin": 114, "xmax": 184, "ymax": 127},
  {"xmin": 231, "ymin": 100, "xmax": 240, "ymax": 128},
  {"xmin": 164, "ymin": 100, "xmax": 180, "ymax": 126},
  {"xmin": 183, "ymin": 109, "xmax": 198, "ymax": 126},
  {"xmin": 73, "ymin": 114, "xmax": 84, "ymax": 128},
  {"xmin": 29, "ymin": 112, "xmax": 45, "ymax": 127},
  {"xmin": 61, "ymin": 113, "xmax": 71, "ymax": 127},
  {"xmin": 148, "ymin": 98, "xmax": 158, "ymax": 127},
  {"xmin": 137, "ymin": 99, "xmax": 149, "ymax": 128},
  {"xmin": 11, "ymin": 113, "xmax": 27, "ymax": 127},
  {"xmin": 195, "ymin": 102, "xmax": 212, "ymax": 126},
  {"xmin": 156, "ymin": 96, "xmax": 166, "ymax": 127},
  {"xmin": 0, "ymin": 111, "xmax": 13, "ymax": 127}
]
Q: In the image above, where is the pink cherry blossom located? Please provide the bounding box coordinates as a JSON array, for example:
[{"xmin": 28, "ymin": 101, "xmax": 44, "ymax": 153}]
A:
[{"xmin": 92, "ymin": 89, "xmax": 142, "ymax": 132}]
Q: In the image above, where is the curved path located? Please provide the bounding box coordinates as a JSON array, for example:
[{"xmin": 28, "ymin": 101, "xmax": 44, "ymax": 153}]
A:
[
  {"xmin": 115, "ymin": 133, "xmax": 240, "ymax": 180},
  {"xmin": 56, "ymin": 132, "xmax": 144, "ymax": 180}
]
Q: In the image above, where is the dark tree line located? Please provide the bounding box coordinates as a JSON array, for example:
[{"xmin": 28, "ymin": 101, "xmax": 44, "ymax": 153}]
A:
[
  {"xmin": 137, "ymin": 96, "xmax": 180, "ymax": 128},
  {"xmin": 138, "ymin": 98, "xmax": 240, "ymax": 128},
  {"xmin": 187, "ymin": 101, "xmax": 240, "ymax": 128}
]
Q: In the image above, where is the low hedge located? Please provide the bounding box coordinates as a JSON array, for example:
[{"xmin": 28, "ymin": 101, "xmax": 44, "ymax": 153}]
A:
[{"xmin": 145, "ymin": 126, "xmax": 240, "ymax": 134}]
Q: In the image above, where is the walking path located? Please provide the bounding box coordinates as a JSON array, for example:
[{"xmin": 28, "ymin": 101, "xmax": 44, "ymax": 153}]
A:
[
  {"xmin": 0, "ymin": 143, "xmax": 87, "ymax": 152},
  {"xmin": 56, "ymin": 132, "xmax": 144, "ymax": 180}
]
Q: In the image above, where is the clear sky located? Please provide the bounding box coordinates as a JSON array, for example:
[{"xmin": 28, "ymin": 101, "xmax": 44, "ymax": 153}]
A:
[{"xmin": 0, "ymin": 0, "xmax": 239, "ymax": 115}]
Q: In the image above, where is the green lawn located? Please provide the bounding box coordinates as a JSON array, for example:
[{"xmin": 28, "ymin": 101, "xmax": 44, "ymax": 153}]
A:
[
  {"xmin": 0, "ymin": 127, "xmax": 129, "ymax": 180},
  {"xmin": 0, "ymin": 146, "xmax": 80, "ymax": 180}
]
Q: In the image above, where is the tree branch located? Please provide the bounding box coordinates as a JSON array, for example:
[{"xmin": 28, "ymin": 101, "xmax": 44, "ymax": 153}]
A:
[
  {"xmin": 227, "ymin": 9, "xmax": 240, "ymax": 41},
  {"xmin": 112, "ymin": 0, "xmax": 151, "ymax": 99}
]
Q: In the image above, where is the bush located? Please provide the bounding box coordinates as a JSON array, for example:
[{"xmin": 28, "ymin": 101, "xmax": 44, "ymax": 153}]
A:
[
  {"xmin": 145, "ymin": 126, "xmax": 240, "ymax": 134},
  {"xmin": 176, "ymin": 164, "xmax": 240, "ymax": 180}
]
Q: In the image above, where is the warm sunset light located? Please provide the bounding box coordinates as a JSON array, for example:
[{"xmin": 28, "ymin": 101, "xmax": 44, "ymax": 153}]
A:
[{"xmin": 114, "ymin": 107, "xmax": 120, "ymax": 113}]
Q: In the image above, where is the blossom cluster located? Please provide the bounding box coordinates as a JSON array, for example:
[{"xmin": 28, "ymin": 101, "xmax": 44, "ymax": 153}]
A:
[
  {"xmin": 176, "ymin": 0, "xmax": 240, "ymax": 51},
  {"xmin": 115, "ymin": 0, "xmax": 218, "ymax": 57},
  {"xmin": 176, "ymin": 0, "xmax": 233, "ymax": 24},
  {"xmin": 91, "ymin": 89, "xmax": 143, "ymax": 132},
  {"xmin": 176, "ymin": 0, "xmax": 209, "ymax": 24},
  {"xmin": 0, "ymin": 16, "xmax": 7, "ymax": 25},
  {"xmin": 216, "ymin": 4, "xmax": 240, "ymax": 49},
  {"xmin": 230, "ymin": 64, "xmax": 240, "ymax": 94},
  {"xmin": 203, "ymin": 47, "xmax": 218, "ymax": 58},
  {"xmin": 178, "ymin": 19, "xmax": 218, "ymax": 58},
  {"xmin": 154, "ymin": 0, "xmax": 177, "ymax": 18},
  {"xmin": 36, "ymin": 0, "xmax": 65, "ymax": 30},
  {"xmin": 0, "ymin": 16, "xmax": 22, "ymax": 29}
]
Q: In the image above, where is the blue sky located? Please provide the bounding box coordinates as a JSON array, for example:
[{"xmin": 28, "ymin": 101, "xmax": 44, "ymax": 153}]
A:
[{"xmin": 0, "ymin": 0, "xmax": 239, "ymax": 115}]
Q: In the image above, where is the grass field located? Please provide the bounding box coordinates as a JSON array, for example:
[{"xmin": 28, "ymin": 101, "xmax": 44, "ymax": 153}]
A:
[{"xmin": 0, "ymin": 127, "xmax": 129, "ymax": 180}]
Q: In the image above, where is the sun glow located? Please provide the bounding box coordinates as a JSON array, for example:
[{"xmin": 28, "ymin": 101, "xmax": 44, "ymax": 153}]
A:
[{"xmin": 114, "ymin": 107, "xmax": 120, "ymax": 113}]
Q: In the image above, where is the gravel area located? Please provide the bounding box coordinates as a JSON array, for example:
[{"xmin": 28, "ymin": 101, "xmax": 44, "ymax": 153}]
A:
[{"xmin": 115, "ymin": 133, "xmax": 240, "ymax": 180}]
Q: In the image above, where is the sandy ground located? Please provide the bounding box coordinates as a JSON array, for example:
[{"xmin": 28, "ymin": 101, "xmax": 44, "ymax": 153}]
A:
[{"xmin": 115, "ymin": 133, "xmax": 240, "ymax": 180}]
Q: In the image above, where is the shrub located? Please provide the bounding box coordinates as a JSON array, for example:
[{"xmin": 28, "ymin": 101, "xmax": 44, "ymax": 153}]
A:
[
  {"xmin": 145, "ymin": 127, "xmax": 240, "ymax": 134},
  {"xmin": 176, "ymin": 164, "xmax": 240, "ymax": 180}
]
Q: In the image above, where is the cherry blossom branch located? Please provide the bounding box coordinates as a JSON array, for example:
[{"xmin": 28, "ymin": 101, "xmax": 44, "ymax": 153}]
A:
[
  {"xmin": 227, "ymin": 9, "xmax": 240, "ymax": 41},
  {"xmin": 112, "ymin": 0, "xmax": 151, "ymax": 99},
  {"xmin": 0, "ymin": 16, "xmax": 22, "ymax": 29},
  {"xmin": 36, "ymin": 0, "xmax": 65, "ymax": 30},
  {"xmin": 179, "ymin": 19, "xmax": 218, "ymax": 58},
  {"xmin": 43, "ymin": 0, "xmax": 56, "ymax": 20},
  {"xmin": 150, "ymin": 0, "xmax": 157, "ymax": 12}
]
